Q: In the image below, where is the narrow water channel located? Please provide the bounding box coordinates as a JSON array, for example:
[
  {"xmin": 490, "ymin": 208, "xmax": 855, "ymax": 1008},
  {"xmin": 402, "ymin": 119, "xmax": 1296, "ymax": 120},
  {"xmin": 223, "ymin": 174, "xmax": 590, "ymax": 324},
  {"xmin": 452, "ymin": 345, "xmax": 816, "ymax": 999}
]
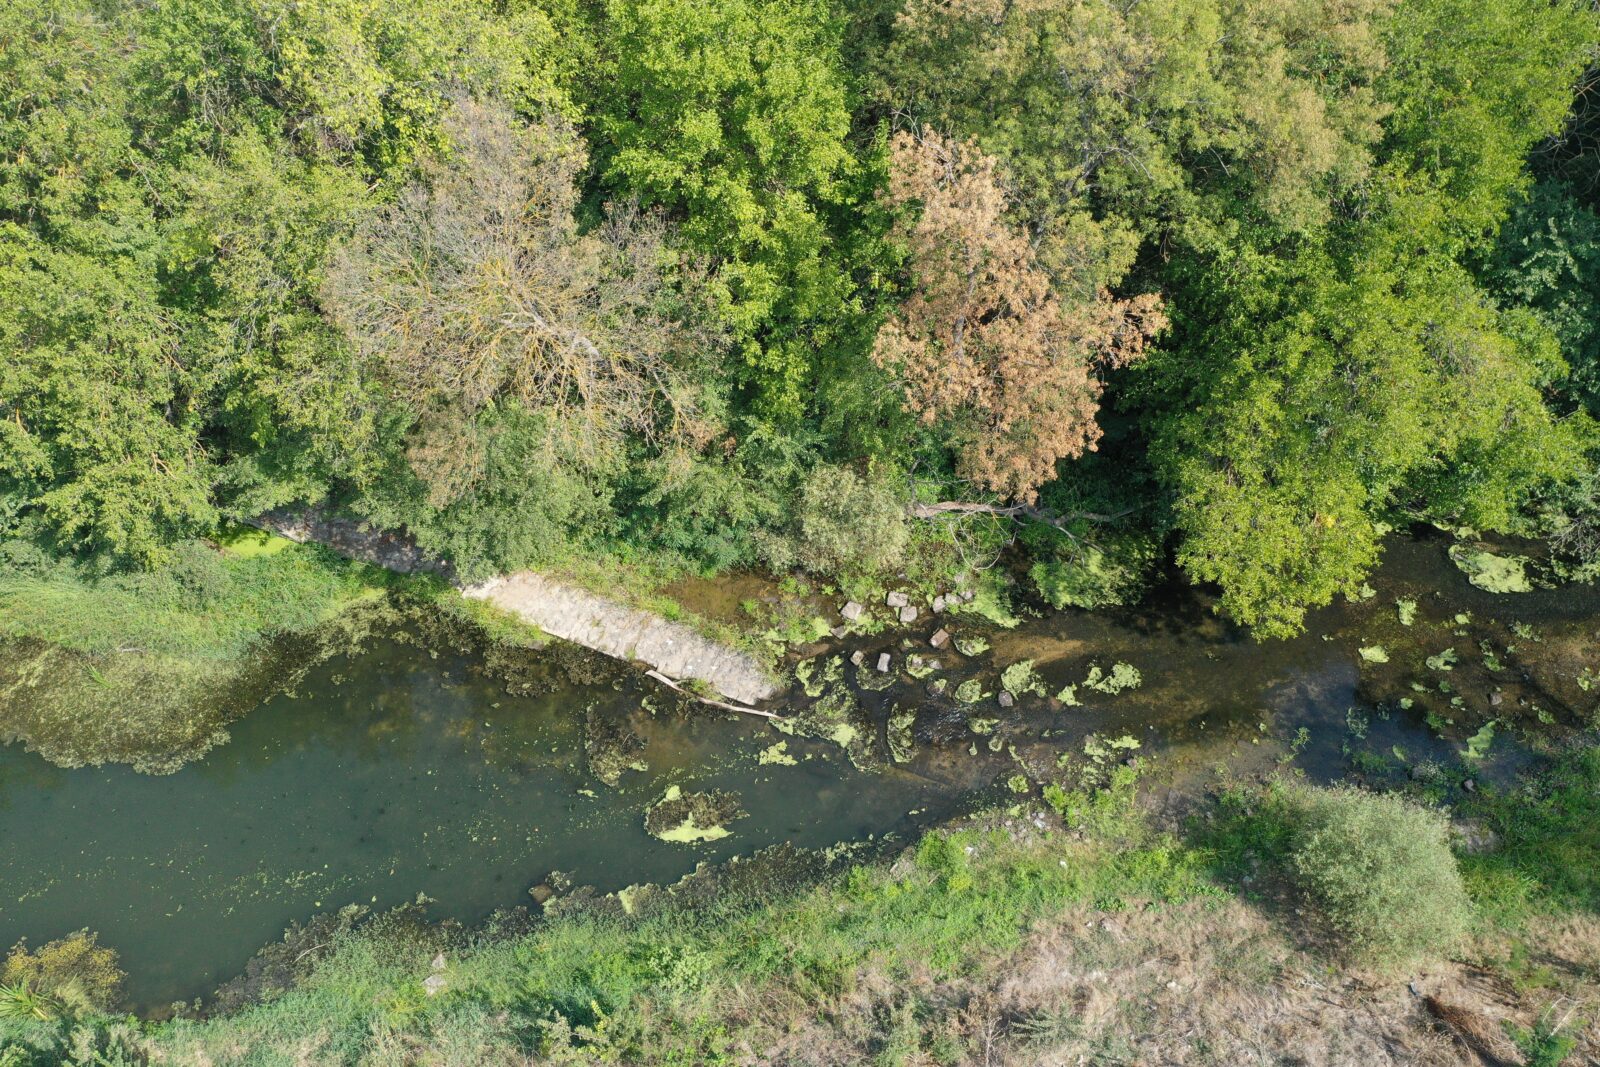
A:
[
  {"xmin": 0, "ymin": 641, "xmax": 968, "ymax": 1011},
  {"xmin": 1, "ymin": 532, "xmax": 1595, "ymax": 1011}
]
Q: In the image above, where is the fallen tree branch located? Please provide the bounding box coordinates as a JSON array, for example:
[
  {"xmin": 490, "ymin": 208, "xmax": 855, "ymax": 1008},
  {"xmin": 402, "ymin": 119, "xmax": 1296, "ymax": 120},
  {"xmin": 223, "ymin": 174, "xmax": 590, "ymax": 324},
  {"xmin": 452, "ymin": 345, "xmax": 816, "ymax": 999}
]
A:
[
  {"xmin": 909, "ymin": 500, "xmax": 1136, "ymax": 530},
  {"xmin": 645, "ymin": 669, "xmax": 782, "ymax": 720}
]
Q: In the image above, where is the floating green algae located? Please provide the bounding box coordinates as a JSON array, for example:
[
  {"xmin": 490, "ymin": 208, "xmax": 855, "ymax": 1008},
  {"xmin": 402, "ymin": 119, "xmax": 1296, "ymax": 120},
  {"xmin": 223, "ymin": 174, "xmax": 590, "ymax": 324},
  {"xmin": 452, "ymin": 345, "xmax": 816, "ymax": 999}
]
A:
[
  {"xmin": 1449, "ymin": 546, "xmax": 1532, "ymax": 593},
  {"xmin": 1000, "ymin": 659, "xmax": 1047, "ymax": 698},
  {"xmin": 1083, "ymin": 661, "xmax": 1141, "ymax": 694},
  {"xmin": 645, "ymin": 785, "xmax": 744, "ymax": 843}
]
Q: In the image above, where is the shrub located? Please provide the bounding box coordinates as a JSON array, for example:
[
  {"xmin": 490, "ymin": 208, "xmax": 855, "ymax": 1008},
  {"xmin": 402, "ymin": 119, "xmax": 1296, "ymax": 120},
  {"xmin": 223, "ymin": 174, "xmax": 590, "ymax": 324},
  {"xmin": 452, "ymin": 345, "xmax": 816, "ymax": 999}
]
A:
[
  {"xmin": 1026, "ymin": 530, "xmax": 1157, "ymax": 611},
  {"xmin": 1282, "ymin": 786, "xmax": 1469, "ymax": 968},
  {"xmin": 761, "ymin": 464, "xmax": 908, "ymax": 577}
]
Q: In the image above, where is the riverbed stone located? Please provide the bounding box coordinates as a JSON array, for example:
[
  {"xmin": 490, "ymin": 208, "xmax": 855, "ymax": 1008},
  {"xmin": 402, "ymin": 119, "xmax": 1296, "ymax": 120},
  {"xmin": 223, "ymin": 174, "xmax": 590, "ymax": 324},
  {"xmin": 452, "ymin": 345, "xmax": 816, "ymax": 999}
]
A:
[
  {"xmin": 850, "ymin": 650, "xmax": 865, "ymax": 667},
  {"xmin": 876, "ymin": 652, "xmax": 892, "ymax": 673},
  {"xmin": 898, "ymin": 605, "xmax": 918, "ymax": 624},
  {"xmin": 929, "ymin": 628, "xmax": 950, "ymax": 649},
  {"xmin": 886, "ymin": 591, "xmax": 910, "ymax": 609},
  {"xmin": 998, "ymin": 691, "xmax": 1015, "ymax": 708},
  {"xmin": 841, "ymin": 600, "xmax": 864, "ymax": 621},
  {"xmin": 932, "ymin": 595, "xmax": 947, "ymax": 613}
]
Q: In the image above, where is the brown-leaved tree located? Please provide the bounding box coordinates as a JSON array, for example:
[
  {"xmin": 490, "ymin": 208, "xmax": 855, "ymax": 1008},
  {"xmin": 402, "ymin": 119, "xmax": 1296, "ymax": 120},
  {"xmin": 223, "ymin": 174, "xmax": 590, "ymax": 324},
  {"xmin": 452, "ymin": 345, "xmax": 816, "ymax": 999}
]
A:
[{"xmin": 872, "ymin": 130, "xmax": 1165, "ymax": 502}]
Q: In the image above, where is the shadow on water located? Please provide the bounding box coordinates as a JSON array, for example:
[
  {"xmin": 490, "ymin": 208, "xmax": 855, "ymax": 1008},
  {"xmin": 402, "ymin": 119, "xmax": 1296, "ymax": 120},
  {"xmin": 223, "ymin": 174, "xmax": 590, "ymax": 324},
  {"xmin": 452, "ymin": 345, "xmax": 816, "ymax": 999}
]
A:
[{"xmin": 0, "ymin": 533, "xmax": 1596, "ymax": 1011}]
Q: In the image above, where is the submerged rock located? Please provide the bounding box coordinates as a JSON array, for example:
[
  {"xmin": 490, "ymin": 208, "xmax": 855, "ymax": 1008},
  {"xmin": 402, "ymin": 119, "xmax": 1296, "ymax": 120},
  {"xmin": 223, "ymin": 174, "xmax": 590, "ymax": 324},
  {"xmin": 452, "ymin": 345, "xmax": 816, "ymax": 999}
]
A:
[
  {"xmin": 953, "ymin": 633, "xmax": 990, "ymax": 657},
  {"xmin": 954, "ymin": 678, "xmax": 989, "ymax": 704},
  {"xmin": 584, "ymin": 709, "xmax": 647, "ymax": 787}
]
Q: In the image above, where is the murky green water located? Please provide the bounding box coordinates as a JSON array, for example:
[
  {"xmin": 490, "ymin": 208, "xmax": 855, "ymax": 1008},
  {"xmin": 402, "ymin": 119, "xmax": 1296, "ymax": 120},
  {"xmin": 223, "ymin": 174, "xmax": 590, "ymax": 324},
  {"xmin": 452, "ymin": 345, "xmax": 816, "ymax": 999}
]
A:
[
  {"xmin": 1, "ymin": 532, "xmax": 1596, "ymax": 1011},
  {"xmin": 0, "ymin": 640, "xmax": 969, "ymax": 1011}
]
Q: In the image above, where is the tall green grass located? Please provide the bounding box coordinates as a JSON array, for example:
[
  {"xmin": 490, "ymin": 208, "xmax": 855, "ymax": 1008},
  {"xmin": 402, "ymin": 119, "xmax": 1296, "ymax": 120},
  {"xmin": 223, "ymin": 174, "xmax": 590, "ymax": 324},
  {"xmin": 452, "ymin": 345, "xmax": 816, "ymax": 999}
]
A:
[
  {"xmin": 0, "ymin": 529, "xmax": 392, "ymax": 663},
  {"xmin": 146, "ymin": 817, "xmax": 1219, "ymax": 1064},
  {"xmin": 0, "ymin": 529, "xmax": 402, "ymax": 769}
]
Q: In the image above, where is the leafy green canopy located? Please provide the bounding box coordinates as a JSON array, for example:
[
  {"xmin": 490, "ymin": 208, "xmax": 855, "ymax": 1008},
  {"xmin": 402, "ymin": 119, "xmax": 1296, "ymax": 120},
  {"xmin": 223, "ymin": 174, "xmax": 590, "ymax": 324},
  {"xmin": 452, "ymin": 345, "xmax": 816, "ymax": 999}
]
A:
[
  {"xmin": 0, "ymin": 0, "xmax": 564, "ymax": 563},
  {"xmin": 1134, "ymin": 0, "xmax": 1599, "ymax": 635},
  {"xmin": 1, "ymin": 0, "xmax": 1597, "ymax": 629},
  {"xmin": 585, "ymin": 0, "xmax": 877, "ymax": 424}
]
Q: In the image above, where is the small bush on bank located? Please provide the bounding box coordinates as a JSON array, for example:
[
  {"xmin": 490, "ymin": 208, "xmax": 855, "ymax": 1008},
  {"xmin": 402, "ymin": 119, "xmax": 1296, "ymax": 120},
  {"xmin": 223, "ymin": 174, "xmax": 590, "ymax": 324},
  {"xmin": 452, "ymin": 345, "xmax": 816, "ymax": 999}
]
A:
[
  {"xmin": 760, "ymin": 465, "xmax": 908, "ymax": 578},
  {"xmin": 1202, "ymin": 782, "xmax": 1471, "ymax": 969},
  {"xmin": 1283, "ymin": 785, "xmax": 1470, "ymax": 968}
]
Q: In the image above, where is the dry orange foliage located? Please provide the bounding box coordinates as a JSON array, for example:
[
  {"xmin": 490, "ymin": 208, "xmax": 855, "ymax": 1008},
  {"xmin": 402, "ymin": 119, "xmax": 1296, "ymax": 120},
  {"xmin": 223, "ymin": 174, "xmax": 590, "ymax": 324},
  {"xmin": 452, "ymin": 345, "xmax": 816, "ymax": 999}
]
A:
[{"xmin": 872, "ymin": 130, "xmax": 1165, "ymax": 501}]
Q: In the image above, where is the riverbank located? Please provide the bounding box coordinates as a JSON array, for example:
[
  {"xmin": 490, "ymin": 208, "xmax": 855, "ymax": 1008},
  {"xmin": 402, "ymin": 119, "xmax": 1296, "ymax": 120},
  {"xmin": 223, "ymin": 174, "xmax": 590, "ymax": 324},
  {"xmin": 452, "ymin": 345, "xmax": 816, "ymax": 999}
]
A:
[
  {"xmin": 1, "ymin": 527, "xmax": 1597, "ymax": 1060},
  {"xmin": 250, "ymin": 507, "xmax": 788, "ymax": 706},
  {"xmin": 5, "ymin": 740, "xmax": 1597, "ymax": 1064},
  {"xmin": 0, "ymin": 528, "xmax": 393, "ymax": 770},
  {"xmin": 0, "ymin": 524, "xmax": 557, "ymax": 771}
]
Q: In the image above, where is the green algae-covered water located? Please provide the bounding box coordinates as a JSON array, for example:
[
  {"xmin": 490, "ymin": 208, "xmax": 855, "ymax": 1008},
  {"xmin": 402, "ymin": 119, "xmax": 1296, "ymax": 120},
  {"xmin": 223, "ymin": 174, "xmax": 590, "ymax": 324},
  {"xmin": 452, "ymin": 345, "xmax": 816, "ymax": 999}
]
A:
[
  {"xmin": 1, "ymin": 533, "xmax": 1596, "ymax": 1011},
  {"xmin": 0, "ymin": 639, "xmax": 970, "ymax": 1011}
]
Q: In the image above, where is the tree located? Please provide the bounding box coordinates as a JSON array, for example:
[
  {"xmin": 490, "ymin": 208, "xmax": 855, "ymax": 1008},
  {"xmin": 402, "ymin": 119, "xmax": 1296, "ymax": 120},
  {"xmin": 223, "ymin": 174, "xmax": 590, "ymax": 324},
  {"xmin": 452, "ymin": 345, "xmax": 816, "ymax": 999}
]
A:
[
  {"xmin": 1145, "ymin": 233, "xmax": 1589, "ymax": 637},
  {"xmin": 878, "ymin": 0, "xmax": 1393, "ymax": 284},
  {"xmin": 0, "ymin": 229, "xmax": 216, "ymax": 564},
  {"xmin": 760, "ymin": 464, "xmax": 909, "ymax": 576},
  {"xmin": 1132, "ymin": 0, "xmax": 1599, "ymax": 636},
  {"xmin": 586, "ymin": 0, "xmax": 865, "ymax": 422},
  {"xmin": 872, "ymin": 131, "xmax": 1163, "ymax": 502},
  {"xmin": 325, "ymin": 98, "xmax": 715, "ymax": 507},
  {"xmin": 1489, "ymin": 180, "xmax": 1600, "ymax": 416}
]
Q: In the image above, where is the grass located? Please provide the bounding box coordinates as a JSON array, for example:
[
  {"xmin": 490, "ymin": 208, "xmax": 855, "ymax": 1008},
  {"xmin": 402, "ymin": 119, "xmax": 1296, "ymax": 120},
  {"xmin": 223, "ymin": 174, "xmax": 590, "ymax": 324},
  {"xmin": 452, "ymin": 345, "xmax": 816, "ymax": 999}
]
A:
[
  {"xmin": 99, "ymin": 800, "xmax": 1220, "ymax": 1064},
  {"xmin": 0, "ymin": 529, "xmax": 405, "ymax": 769},
  {"xmin": 0, "ymin": 527, "xmax": 391, "ymax": 663},
  {"xmin": 1457, "ymin": 745, "xmax": 1600, "ymax": 923},
  {"xmin": 8, "ymin": 749, "xmax": 1600, "ymax": 1062}
]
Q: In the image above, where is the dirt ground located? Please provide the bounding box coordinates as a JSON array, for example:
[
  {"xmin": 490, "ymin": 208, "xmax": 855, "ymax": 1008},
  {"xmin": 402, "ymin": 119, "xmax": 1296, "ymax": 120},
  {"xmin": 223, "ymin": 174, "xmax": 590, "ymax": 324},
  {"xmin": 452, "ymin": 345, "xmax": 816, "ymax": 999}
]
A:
[{"xmin": 741, "ymin": 899, "xmax": 1599, "ymax": 1066}]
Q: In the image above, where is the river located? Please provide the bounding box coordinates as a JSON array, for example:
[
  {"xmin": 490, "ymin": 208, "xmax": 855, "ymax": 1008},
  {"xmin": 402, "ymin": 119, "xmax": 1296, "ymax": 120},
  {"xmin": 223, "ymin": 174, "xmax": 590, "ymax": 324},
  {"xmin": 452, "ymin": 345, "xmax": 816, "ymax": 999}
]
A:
[{"xmin": 1, "ymin": 532, "xmax": 1595, "ymax": 1011}]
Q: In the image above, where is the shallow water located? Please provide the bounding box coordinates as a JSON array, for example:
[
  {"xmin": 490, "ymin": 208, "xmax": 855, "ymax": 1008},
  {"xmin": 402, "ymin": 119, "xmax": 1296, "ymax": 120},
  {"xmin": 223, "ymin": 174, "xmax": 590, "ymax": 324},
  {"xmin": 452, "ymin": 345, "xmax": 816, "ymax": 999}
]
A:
[
  {"xmin": 0, "ymin": 640, "xmax": 968, "ymax": 1010},
  {"xmin": 1, "ymin": 532, "xmax": 1596, "ymax": 1010}
]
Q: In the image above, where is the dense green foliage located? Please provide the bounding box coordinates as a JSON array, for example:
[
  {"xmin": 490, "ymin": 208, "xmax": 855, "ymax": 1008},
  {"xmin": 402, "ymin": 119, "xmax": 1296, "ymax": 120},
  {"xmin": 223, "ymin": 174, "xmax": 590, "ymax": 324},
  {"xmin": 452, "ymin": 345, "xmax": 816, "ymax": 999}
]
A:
[
  {"xmin": 2, "ymin": 0, "xmax": 1599, "ymax": 632},
  {"xmin": 1282, "ymin": 785, "xmax": 1470, "ymax": 965}
]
